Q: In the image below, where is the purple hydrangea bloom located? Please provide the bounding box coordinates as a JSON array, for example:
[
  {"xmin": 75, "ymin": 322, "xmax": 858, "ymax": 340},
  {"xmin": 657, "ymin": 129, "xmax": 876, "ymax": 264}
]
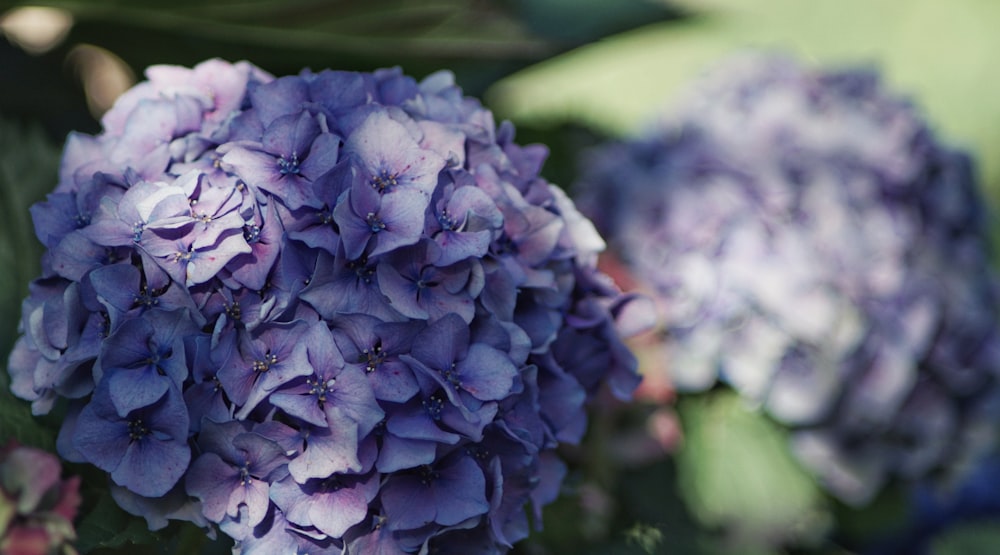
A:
[
  {"xmin": 185, "ymin": 419, "xmax": 290, "ymax": 539},
  {"xmin": 574, "ymin": 53, "xmax": 1000, "ymax": 506},
  {"xmin": 73, "ymin": 379, "xmax": 190, "ymax": 497},
  {"xmin": 7, "ymin": 59, "xmax": 645, "ymax": 553}
]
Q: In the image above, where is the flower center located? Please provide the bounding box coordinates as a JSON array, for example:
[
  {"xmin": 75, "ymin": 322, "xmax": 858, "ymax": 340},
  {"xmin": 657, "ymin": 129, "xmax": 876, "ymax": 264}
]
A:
[
  {"xmin": 361, "ymin": 342, "xmax": 385, "ymax": 373},
  {"xmin": 440, "ymin": 362, "xmax": 461, "ymax": 389},
  {"xmin": 320, "ymin": 475, "xmax": 344, "ymax": 493},
  {"xmin": 347, "ymin": 256, "xmax": 376, "ymax": 284},
  {"xmin": 243, "ymin": 224, "xmax": 262, "ymax": 244},
  {"xmin": 73, "ymin": 211, "xmax": 91, "ymax": 229},
  {"xmin": 422, "ymin": 395, "xmax": 445, "ymax": 421},
  {"xmin": 370, "ymin": 169, "xmax": 399, "ymax": 193},
  {"xmin": 366, "ymin": 212, "xmax": 386, "ymax": 233},
  {"xmin": 127, "ymin": 418, "xmax": 150, "ymax": 441},
  {"xmin": 418, "ymin": 464, "xmax": 440, "ymax": 485},
  {"xmin": 132, "ymin": 221, "xmax": 145, "ymax": 243},
  {"xmin": 172, "ymin": 248, "xmax": 194, "ymax": 263},
  {"xmin": 437, "ymin": 209, "xmax": 459, "ymax": 231},
  {"xmin": 239, "ymin": 462, "xmax": 252, "ymax": 486},
  {"xmin": 253, "ymin": 352, "xmax": 278, "ymax": 373},
  {"xmin": 317, "ymin": 206, "xmax": 334, "ymax": 225},
  {"xmin": 103, "ymin": 247, "xmax": 121, "ymax": 265},
  {"xmin": 494, "ymin": 233, "xmax": 519, "ymax": 256},
  {"xmin": 307, "ymin": 376, "xmax": 336, "ymax": 404},
  {"xmin": 225, "ymin": 300, "xmax": 242, "ymax": 321},
  {"xmin": 277, "ymin": 153, "xmax": 301, "ymax": 175},
  {"xmin": 466, "ymin": 443, "xmax": 490, "ymax": 462},
  {"xmin": 132, "ymin": 287, "xmax": 159, "ymax": 309}
]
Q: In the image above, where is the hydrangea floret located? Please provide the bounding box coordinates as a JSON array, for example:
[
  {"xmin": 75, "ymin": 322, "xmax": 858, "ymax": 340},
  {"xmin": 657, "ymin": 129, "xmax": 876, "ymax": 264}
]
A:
[
  {"xmin": 8, "ymin": 59, "xmax": 642, "ymax": 553},
  {"xmin": 574, "ymin": 54, "xmax": 1000, "ymax": 506}
]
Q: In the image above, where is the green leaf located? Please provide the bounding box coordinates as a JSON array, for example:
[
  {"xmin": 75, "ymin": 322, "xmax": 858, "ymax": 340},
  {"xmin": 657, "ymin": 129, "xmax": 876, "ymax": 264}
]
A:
[
  {"xmin": 509, "ymin": 0, "xmax": 680, "ymax": 44},
  {"xmin": 830, "ymin": 481, "xmax": 909, "ymax": 546},
  {"xmin": 0, "ymin": 388, "xmax": 56, "ymax": 451},
  {"xmin": 0, "ymin": 117, "xmax": 59, "ymax": 452},
  {"xmin": 0, "ymin": 116, "xmax": 58, "ymax": 361},
  {"xmin": 931, "ymin": 520, "xmax": 1000, "ymax": 555},
  {"xmin": 74, "ymin": 491, "xmax": 161, "ymax": 554},
  {"xmin": 26, "ymin": 0, "xmax": 552, "ymax": 65},
  {"xmin": 674, "ymin": 390, "xmax": 830, "ymax": 548},
  {"xmin": 10, "ymin": 0, "xmax": 679, "ymax": 103}
]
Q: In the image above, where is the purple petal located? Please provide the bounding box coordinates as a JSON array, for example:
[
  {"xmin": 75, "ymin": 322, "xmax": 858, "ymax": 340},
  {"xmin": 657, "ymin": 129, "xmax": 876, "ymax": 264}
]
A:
[
  {"xmin": 333, "ymin": 186, "xmax": 377, "ymax": 260},
  {"xmin": 409, "ymin": 313, "xmax": 467, "ymax": 371},
  {"xmin": 385, "ymin": 399, "xmax": 460, "ymax": 445},
  {"xmin": 307, "ymin": 486, "xmax": 369, "ymax": 538},
  {"xmin": 225, "ymin": 203, "xmax": 284, "ymax": 290},
  {"xmin": 185, "ymin": 452, "xmax": 240, "ymax": 522},
  {"xmin": 183, "ymin": 382, "xmax": 231, "ymax": 433},
  {"xmin": 186, "ymin": 231, "xmax": 253, "ymax": 286},
  {"xmin": 247, "ymin": 74, "xmax": 309, "ymax": 127},
  {"xmin": 288, "ymin": 423, "xmax": 362, "ymax": 482},
  {"xmin": 431, "ymin": 455, "xmax": 488, "ymax": 526},
  {"xmin": 433, "ymin": 230, "xmax": 493, "ymax": 267},
  {"xmin": 370, "ymin": 189, "xmax": 428, "ymax": 256},
  {"xmin": 71, "ymin": 402, "xmax": 130, "ymax": 472},
  {"xmin": 376, "ymin": 435, "xmax": 437, "ymax": 473},
  {"xmin": 344, "ymin": 109, "xmax": 444, "ymax": 198},
  {"xmin": 220, "ymin": 145, "xmax": 317, "ymax": 210},
  {"xmin": 370, "ymin": 359, "xmax": 420, "ymax": 404},
  {"xmin": 269, "ymin": 388, "xmax": 328, "ymax": 428},
  {"xmin": 262, "ymin": 111, "xmax": 320, "ymax": 160},
  {"xmin": 300, "ymin": 133, "xmax": 341, "ymax": 180},
  {"xmin": 375, "ymin": 261, "xmax": 429, "ymax": 320},
  {"xmin": 194, "ymin": 419, "xmax": 249, "ymax": 463},
  {"xmin": 113, "ymin": 433, "xmax": 191, "ymax": 497},
  {"xmin": 455, "ymin": 343, "xmax": 518, "ymax": 401},
  {"xmin": 325, "ymin": 367, "xmax": 384, "ymax": 436},
  {"xmin": 106, "ymin": 368, "xmax": 170, "ymax": 416},
  {"xmin": 50, "ymin": 232, "xmax": 109, "ymax": 281},
  {"xmin": 381, "ymin": 474, "xmax": 435, "ymax": 530},
  {"xmin": 303, "ymin": 321, "xmax": 345, "ymax": 375},
  {"xmin": 235, "ymin": 431, "xmax": 290, "ymax": 479},
  {"xmin": 233, "ymin": 478, "xmax": 271, "ymax": 529}
]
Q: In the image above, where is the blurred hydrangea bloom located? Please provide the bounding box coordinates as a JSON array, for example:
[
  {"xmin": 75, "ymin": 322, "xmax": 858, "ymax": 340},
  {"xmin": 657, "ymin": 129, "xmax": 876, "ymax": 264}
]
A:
[
  {"xmin": 8, "ymin": 59, "xmax": 642, "ymax": 553},
  {"xmin": 575, "ymin": 54, "xmax": 1000, "ymax": 506},
  {"xmin": 0, "ymin": 441, "xmax": 81, "ymax": 555}
]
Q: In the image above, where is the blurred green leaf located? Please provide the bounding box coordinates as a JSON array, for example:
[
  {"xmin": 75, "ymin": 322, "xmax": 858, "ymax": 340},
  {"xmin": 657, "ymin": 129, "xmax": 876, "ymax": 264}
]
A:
[
  {"xmin": 509, "ymin": 0, "xmax": 679, "ymax": 43},
  {"xmin": 614, "ymin": 458, "xmax": 719, "ymax": 555},
  {"xmin": 0, "ymin": 116, "xmax": 58, "ymax": 359},
  {"xmin": 675, "ymin": 391, "xmax": 830, "ymax": 548},
  {"xmin": 830, "ymin": 481, "xmax": 909, "ymax": 548},
  {"xmin": 75, "ymin": 491, "xmax": 161, "ymax": 554},
  {"xmin": 0, "ymin": 117, "xmax": 61, "ymax": 450},
  {"xmin": 9, "ymin": 0, "xmax": 680, "ymax": 98},
  {"xmin": 488, "ymin": 0, "xmax": 1000, "ymax": 200},
  {"xmin": 22, "ymin": 0, "xmax": 545, "ymax": 54},
  {"xmin": 17, "ymin": 0, "xmax": 545, "ymax": 98},
  {"xmin": 0, "ymin": 388, "xmax": 56, "ymax": 451},
  {"xmin": 931, "ymin": 520, "xmax": 1000, "ymax": 555}
]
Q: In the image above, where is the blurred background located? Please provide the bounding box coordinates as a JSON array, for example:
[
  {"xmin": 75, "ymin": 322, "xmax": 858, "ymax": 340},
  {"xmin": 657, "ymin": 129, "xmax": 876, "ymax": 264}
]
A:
[{"xmin": 2, "ymin": 1, "xmax": 1000, "ymax": 554}]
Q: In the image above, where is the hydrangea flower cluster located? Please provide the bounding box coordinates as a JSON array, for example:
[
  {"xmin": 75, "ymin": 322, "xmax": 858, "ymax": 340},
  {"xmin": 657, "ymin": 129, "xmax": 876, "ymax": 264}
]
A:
[
  {"xmin": 0, "ymin": 441, "xmax": 81, "ymax": 555},
  {"xmin": 7, "ymin": 59, "xmax": 641, "ymax": 553},
  {"xmin": 574, "ymin": 54, "xmax": 1000, "ymax": 506}
]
